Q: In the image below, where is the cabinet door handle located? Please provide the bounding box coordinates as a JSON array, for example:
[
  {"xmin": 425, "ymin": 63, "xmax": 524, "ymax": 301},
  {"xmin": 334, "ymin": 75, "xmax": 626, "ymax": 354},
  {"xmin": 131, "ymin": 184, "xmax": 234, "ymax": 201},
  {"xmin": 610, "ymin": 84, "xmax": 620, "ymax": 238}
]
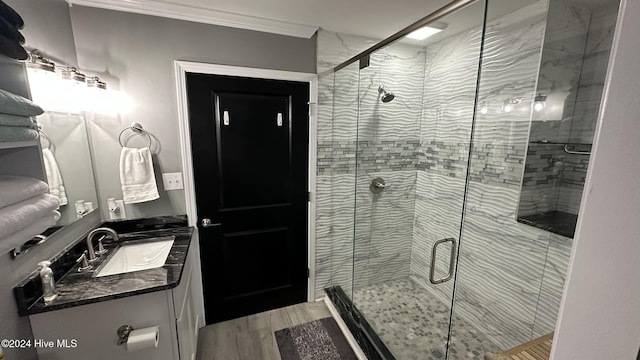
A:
[
  {"xmin": 429, "ymin": 237, "xmax": 457, "ymax": 284},
  {"xmin": 201, "ymin": 218, "xmax": 221, "ymax": 228}
]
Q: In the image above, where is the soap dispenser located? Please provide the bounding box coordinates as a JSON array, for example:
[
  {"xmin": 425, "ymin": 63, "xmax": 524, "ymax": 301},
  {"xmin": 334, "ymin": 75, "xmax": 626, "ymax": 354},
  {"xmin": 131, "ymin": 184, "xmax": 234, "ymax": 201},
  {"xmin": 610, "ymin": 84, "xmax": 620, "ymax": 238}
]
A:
[{"xmin": 38, "ymin": 261, "xmax": 58, "ymax": 304}]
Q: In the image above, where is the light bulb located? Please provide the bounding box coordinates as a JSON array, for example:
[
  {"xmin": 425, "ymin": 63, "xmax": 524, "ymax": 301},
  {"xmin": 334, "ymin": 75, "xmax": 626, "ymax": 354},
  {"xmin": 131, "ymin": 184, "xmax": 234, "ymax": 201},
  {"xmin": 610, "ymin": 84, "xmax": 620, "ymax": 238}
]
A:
[
  {"xmin": 503, "ymin": 104, "xmax": 513, "ymax": 113},
  {"xmin": 534, "ymin": 101, "xmax": 545, "ymax": 112},
  {"xmin": 533, "ymin": 94, "xmax": 547, "ymax": 112}
]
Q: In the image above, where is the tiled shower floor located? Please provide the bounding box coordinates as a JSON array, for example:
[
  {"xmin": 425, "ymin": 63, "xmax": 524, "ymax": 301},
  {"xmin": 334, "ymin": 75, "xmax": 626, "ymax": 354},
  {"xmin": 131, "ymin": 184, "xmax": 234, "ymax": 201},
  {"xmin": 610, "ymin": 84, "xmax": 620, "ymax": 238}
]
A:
[{"xmin": 352, "ymin": 278, "xmax": 501, "ymax": 360}]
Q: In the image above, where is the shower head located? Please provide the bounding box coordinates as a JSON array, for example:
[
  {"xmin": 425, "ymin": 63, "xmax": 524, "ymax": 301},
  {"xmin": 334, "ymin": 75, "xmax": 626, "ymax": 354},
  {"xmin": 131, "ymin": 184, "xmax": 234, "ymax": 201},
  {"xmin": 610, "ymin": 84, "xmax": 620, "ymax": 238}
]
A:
[{"xmin": 378, "ymin": 86, "xmax": 395, "ymax": 103}]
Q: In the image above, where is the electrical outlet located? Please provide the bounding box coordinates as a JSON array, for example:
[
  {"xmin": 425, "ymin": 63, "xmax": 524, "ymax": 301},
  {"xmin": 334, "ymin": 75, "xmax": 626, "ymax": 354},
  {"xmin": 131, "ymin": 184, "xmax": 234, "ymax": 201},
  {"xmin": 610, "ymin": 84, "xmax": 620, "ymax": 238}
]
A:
[
  {"xmin": 162, "ymin": 172, "xmax": 184, "ymax": 190},
  {"xmin": 108, "ymin": 199, "xmax": 126, "ymax": 220}
]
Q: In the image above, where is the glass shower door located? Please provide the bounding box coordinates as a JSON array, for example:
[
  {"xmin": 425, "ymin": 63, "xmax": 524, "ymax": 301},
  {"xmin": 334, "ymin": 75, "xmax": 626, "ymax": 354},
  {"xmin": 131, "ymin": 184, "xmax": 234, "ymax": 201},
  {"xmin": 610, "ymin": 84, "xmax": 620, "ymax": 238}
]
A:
[{"xmin": 347, "ymin": 1, "xmax": 488, "ymax": 358}]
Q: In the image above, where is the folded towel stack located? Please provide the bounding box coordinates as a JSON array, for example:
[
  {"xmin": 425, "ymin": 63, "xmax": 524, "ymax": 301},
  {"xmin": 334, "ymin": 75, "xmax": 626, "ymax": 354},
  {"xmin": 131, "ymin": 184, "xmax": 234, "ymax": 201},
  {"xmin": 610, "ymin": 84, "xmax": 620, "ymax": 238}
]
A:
[
  {"xmin": 0, "ymin": 89, "xmax": 43, "ymax": 142},
  {"xmin": 0, "ymin": 176, "xmax": 60, "ymax": 255},
  {"xmin": 0, "ymin": 113, "xmax": 35, "ymax": 127},
  {"xmin": 0, "ymin": 175, "xmax": 49, "ymax": 208},
  {"xmin": 0, "ymin": 88, "xmax": 44, "ymax": 116},
  {"xmin": 0, "ymin": 0, "xmax": 26, "ymax": 60}
]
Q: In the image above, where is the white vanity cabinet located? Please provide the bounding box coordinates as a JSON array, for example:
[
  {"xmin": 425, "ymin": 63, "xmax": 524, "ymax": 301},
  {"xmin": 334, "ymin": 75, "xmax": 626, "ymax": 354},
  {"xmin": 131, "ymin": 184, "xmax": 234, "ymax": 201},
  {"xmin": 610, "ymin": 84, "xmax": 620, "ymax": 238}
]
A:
[{"xmin": 29, "ymin": 237, "xmax": 202, "ymax": 360}]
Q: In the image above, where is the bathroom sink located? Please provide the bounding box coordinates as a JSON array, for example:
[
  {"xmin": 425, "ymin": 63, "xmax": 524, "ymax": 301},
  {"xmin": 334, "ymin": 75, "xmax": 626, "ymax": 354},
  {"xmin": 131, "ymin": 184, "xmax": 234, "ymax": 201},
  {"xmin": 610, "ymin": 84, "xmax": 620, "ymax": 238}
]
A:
[{"xmin": 96, "ymin": 236, "xmax": 175, "ymax": 277}]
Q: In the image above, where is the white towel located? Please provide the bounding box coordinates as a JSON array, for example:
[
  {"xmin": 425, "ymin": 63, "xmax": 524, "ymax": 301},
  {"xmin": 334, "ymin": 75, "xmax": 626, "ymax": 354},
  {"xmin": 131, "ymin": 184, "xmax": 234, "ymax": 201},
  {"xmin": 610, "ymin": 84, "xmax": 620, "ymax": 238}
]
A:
[
  {"xmin": 0, "ymin": 175, "xmax": 49, "ymax": 208},
  {"xmin": 0, "ymin": 194, "xmax": 59, "ymax": 239},
  {"xmin": 42, "ymin": 148, "xmax": 68, "ymax": 206},
  {"xmin": 120, "ymin": 147, "xmax": 159, "ymax": 204},
  {"xmin": 0, "ymin": 210, "xmax": 60, "ymax": 255}
]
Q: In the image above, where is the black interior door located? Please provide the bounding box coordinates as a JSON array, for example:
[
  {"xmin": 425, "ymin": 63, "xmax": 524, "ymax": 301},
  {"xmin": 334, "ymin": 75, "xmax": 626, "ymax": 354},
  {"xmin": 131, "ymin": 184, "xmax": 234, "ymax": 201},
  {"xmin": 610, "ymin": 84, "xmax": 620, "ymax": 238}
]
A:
[{"xmin": 186, "ymin": 73, "xmax": 309, "ymax": 324}]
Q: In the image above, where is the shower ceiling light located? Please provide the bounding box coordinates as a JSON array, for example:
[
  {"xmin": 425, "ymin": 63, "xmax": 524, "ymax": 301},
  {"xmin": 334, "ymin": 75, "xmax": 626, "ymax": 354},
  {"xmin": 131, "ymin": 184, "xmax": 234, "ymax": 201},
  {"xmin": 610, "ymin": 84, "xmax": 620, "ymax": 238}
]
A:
[{"xmin": 406, "ymin": 24, "xmax": 446, "ymax": 40}]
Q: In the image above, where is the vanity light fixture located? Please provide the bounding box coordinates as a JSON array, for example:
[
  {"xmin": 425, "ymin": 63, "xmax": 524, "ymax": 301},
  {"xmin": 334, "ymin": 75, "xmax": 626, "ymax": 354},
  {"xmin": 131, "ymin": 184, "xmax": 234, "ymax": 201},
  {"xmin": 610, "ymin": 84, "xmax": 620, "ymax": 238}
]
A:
[
  {"xmin": 27, "ymin": 50, "xmax": 55, "ymax": 73},
  {"xmin": 59, "ymin": 67, "xmax": 86, "ymax": 83},
  {"xmin": 86, "ymin": 76, "xmax": 107, "ymax": 90},
  {"xmin": 479, "ymin": 102, "xmax": 489, "ymax": 114},
  {"xmin": 502, "ymin": 97, "xmax": 523, "ymax": 113},
  {"xmin": 25, "ymin": 49, "xmax": 131, "ymax": 114},
  {"xmin": 533, "ymin": 93, "xmax": 547, "ymax": 112},
  {"xmin": 406, "ymin": 22, "xmax": 447, "ymax": 40}
]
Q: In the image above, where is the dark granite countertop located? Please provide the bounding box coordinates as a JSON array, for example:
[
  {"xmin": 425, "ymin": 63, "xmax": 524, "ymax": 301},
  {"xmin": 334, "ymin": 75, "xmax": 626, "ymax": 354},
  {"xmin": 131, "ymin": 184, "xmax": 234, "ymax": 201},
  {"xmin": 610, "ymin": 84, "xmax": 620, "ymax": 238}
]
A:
[{"xmin": 14, "ymin": 215, "xmax": 194, "ymax": 316}]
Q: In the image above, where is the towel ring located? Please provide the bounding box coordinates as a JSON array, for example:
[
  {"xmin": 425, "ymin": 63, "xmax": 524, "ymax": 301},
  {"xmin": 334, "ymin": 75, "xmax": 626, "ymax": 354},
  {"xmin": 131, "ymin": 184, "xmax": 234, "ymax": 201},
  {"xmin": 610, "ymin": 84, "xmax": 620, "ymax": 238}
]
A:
[
  {"xmin": 38, "ymin": 128, "xmax": 53, "ymax": 150},
  {"xmin": 118, "ymin": 122, "xmax": 152, "ymax": 148}
]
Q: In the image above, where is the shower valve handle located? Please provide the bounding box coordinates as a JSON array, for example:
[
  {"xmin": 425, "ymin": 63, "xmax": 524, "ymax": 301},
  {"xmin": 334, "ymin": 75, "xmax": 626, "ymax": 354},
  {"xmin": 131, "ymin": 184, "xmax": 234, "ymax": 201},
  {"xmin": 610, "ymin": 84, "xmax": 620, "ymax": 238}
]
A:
[{"xmin": 370, "ymin": 177, "xmax": 386, "ymax": 194}]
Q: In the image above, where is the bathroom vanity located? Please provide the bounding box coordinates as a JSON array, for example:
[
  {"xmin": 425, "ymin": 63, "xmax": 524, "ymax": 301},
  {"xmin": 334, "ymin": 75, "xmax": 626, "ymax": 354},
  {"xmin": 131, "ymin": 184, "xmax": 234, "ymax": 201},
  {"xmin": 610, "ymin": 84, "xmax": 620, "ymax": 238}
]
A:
[{"xmin": 13, "ymin": 216, "xmax": 202, "ymax": 360}]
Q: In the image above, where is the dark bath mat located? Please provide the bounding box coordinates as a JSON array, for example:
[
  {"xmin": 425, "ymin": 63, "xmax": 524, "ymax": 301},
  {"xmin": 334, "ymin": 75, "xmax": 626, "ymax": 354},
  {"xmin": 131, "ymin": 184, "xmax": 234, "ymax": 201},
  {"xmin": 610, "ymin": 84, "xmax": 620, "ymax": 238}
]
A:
[{"xmin": 275, "ymin": 317, "xmax": 358, "ymax": 360}]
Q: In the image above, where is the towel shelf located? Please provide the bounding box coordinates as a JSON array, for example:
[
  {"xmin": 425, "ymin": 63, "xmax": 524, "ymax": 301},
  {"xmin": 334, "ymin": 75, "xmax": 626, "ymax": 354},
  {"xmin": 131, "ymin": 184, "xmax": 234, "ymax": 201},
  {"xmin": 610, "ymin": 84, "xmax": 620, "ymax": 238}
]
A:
[{"xmin": 118, "ymin": 122, "xmax": 152, "ymax": 148}]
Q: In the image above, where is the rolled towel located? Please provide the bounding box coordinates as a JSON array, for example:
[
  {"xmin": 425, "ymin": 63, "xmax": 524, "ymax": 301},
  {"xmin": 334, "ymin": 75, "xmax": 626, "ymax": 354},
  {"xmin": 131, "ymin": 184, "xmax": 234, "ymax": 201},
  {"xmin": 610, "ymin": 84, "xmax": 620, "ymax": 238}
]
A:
[
  {"xmin": 0, "ymin": 0, "xmax": 24, "ymax": 29},
  {"xmin": 0, "ymin": 89, "xmax": 44, "ymax": 117},
  {"xmin": 0, "ymin": 33, "xmax": 27, "ymax": 60},
  {"xmin": 0, "ymin": 113, "xmax": 34, "ymax": 127},
  {"xmin": 0, "ymin": 125, "xmax": 38, "ymax": 142},
  {"xmin": 0, "ymin": 175, "xmax": 49, "ymax": 209},
  {"xmin": 120, "ymin": 147, "xmax": 160, "ymax": 204},
  {"xmin": 0, "ymin": 193, "xmax": 59, "ymax": 239},
  {"xmin": 42, "ymin": 148, "xmax": 67, "ymax": 206},
  {"xmin": 0, "ymin": 15, "xmax": 24, "ymax": 44},
  {"xmin": 0, "ymin": 210, "xmax": 60, "ymax": 256}
]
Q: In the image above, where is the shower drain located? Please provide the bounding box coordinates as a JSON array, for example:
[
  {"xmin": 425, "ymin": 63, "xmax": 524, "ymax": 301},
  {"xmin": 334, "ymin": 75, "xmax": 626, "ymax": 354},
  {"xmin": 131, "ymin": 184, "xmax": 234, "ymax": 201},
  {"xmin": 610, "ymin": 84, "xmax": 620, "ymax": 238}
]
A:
[{"xmin": 431, "ymin": 348, "xmax": 445, "ymax": 359}]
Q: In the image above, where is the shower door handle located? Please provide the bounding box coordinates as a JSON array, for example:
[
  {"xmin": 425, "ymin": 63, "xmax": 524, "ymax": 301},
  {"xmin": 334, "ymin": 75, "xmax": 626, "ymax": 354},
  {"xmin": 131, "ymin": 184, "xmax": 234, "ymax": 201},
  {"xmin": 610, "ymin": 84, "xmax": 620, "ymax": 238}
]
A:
[{"xmin": 429, "ymin": 237, "xmax": 457, "ymax": 284}]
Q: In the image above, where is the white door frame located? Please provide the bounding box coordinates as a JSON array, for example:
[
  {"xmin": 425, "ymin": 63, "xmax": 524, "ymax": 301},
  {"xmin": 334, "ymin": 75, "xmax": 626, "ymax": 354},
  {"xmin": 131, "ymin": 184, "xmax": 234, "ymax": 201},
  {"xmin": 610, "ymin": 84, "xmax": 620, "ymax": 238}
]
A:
[{"xmin": 174, "ymin": 61, "xmax": 318, "ymax": 302}]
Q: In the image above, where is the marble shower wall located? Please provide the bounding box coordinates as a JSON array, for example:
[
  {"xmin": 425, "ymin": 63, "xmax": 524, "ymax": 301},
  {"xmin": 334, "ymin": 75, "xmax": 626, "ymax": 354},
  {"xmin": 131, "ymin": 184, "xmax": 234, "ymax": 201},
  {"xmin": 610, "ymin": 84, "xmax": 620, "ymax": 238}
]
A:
[
  {"xmin": 409, "ymin": 1, "xmax": 577, "ymax": 351},
  {"xmin": 570, "ymin": 1, "xmax": 619, "ymax": 144},
  {"xmin": 519, "ymin": 0, "xmax": 618, "ymax": 219},
  {"xmin": 314, "ymin": 31, "xmax": 425, "ymax": 298},
  {"xmin": 316, "ymin": 0, "xmax": 596, "ymax": 352}
]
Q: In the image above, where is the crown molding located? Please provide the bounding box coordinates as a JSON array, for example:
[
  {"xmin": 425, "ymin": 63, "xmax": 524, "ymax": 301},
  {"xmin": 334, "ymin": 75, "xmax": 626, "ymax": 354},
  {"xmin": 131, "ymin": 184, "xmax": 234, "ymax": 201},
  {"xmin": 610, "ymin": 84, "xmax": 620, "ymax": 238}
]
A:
[{"xmin": 66, "ymin": 0, "xmax": 319, "ymax": 39}]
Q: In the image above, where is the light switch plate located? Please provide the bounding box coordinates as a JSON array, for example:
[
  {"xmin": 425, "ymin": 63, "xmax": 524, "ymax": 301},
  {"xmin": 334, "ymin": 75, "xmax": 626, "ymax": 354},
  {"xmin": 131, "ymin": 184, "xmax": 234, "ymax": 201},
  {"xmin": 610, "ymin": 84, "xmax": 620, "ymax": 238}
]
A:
[{"xmin": 162, "ymin": 172, "xmax": 184, "ymax": 190}]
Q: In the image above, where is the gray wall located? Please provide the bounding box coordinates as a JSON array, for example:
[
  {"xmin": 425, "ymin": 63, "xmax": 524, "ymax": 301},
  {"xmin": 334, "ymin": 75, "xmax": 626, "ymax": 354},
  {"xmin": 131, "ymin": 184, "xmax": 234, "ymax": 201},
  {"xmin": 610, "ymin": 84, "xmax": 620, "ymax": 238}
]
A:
[
  {"xmin": 0, "ymin": 1, "xmax": 85, "ymax": 359},
  {"xmin": 68, "ymin": 6, "xmax": 317, "ymax": 219},
  {"xmin": 7, "ymin": 0, "xmax": 78, "ymax": 67},
  {"xmin": 1, "ymin": 2, "xmax": 316, "ymax": 358}
]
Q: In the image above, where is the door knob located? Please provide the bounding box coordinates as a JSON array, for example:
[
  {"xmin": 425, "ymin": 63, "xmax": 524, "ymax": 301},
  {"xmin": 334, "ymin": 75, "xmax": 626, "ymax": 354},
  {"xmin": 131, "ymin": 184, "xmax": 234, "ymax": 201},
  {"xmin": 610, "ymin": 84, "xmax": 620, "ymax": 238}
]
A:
[{"xmin": 201, "ymin": 218, "xmax": 221, "ymax": 228}]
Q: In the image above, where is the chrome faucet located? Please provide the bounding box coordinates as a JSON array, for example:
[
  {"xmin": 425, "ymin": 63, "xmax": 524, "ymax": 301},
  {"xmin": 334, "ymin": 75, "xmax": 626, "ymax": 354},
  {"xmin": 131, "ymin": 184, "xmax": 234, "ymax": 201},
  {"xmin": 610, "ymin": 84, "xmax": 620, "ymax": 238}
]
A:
[{"xmin": 86, "ymin": 227, "xmax": 119, "ymax": 262}]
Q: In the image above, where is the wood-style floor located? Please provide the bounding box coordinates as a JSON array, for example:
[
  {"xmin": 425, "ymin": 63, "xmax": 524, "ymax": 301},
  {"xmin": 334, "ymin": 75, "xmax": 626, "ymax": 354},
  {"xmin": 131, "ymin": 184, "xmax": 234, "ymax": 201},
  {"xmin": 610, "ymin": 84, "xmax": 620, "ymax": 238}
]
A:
[{"xmin": 197, "ymin": 301, "xmax": 333, "ymax": 360}]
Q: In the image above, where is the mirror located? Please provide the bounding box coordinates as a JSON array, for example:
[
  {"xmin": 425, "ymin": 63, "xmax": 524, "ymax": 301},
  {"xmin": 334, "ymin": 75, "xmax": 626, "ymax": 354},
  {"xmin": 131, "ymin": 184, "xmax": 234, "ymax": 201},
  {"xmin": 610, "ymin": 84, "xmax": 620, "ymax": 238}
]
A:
[
  {"xmin": 37, "ymin": 111, "xmax": 99, "ymax": 224},
  {"xmin": 11, "ymin": 110, "xmax": 99, "ymax": 257},
  {"xmin": 517, "ymin": 0, "xmax": 620, "ymax": 238}
]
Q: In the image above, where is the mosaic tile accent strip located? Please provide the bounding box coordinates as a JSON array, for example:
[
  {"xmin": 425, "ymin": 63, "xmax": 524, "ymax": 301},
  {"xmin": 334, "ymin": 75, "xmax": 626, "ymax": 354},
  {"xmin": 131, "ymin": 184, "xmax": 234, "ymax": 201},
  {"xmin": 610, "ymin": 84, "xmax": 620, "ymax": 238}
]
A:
[
  {"xmin": 317, "ymin": 140, "xmax": 421, "ymax": 175},
  {"xmin": 519, "ymin": 143, "xmax": 590, "ymax": 218},
  {"xmin": 319, "ymin": 139, "xmax": 526, "ymax": 190}
]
